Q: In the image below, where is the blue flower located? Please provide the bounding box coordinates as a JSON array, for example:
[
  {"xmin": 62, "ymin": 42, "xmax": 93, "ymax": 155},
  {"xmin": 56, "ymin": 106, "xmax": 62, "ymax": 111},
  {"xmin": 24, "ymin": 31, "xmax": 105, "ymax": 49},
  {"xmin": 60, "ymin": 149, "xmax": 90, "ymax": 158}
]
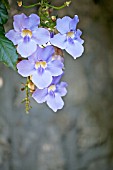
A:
[
  {"xmin": 5, "ymin": 13, "xmax": 50, "ymax": 57},
  {"xmin": 32, "ymin": 75, "xmax": 68, "ymax": 112},
  {"xmin": 50, "ymin": 15, "xmax": 84, "ymax": 59},
  {"xmin": 17, "ymin": 46, "xmax": 64, "ymax": 89}
]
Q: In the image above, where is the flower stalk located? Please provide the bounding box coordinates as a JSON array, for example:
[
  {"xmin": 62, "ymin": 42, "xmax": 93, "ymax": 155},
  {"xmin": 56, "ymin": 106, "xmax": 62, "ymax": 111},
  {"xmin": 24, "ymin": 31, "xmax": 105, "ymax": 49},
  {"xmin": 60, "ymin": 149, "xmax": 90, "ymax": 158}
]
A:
[{"xmin": 21, "ymin": 77, "xmax": 32, "ymax": 114}]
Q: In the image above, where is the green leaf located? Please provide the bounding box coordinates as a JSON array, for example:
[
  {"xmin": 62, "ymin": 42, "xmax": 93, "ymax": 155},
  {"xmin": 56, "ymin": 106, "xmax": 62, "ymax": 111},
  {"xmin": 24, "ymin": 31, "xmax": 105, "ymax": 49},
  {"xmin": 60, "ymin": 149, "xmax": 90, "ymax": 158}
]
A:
[
  {"xmin": 0, "ymin": 24, "xmax": 5, "ymax": 33},
  {"xmin": 0, "ymin": 33, "xmax": 18, "ymax": 70},
  {"xmin": 1, "ymin": 0, "xmax": 10, "ymax": 9},
  {"xmin": 0, "ymin": 2, "xmax": 8, "ymax": 24}
]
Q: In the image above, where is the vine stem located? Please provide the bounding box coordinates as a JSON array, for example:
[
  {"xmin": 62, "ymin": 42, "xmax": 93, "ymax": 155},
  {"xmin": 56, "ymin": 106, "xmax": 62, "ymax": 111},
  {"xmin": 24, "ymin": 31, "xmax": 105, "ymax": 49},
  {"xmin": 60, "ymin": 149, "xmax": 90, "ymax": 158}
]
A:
[
  {"xmin": 22, "ymin": 2, "xmax": 41, "ymax": 8},
  {"xmin": 45, "ymin": 1, "xmax": 71, "ymax": 10},
  {"xmin": 21, "ymin": 1, "xmax": 71, "ymax": 9}
]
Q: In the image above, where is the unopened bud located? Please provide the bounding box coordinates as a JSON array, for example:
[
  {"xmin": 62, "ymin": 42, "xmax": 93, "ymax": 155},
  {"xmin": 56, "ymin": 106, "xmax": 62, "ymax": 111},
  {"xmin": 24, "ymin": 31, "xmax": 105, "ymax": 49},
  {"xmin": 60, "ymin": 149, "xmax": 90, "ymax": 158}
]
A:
[
  {"xmin": 51, "ymin": 16, "xmax": 56, "ymax": 22},
  {"xmin": 28, "ymin": 81, "xmax": 35, "ymax": 91},
  {"xmin": 45, "ymin": 20, "xmax": 49, "ymax": 24},
  {"xmin": 17, "ymin": 1, "xmax": 22, "ymax": 7},
  {"xmin": 65, "ymin": 1, "xmax": 71, "ymax": 7}
]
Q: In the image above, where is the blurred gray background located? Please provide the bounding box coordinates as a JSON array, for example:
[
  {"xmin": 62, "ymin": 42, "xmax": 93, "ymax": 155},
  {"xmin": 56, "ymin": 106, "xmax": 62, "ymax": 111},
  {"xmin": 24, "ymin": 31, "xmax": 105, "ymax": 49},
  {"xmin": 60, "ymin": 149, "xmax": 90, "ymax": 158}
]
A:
[{"xmin": 0, "ymin": 0, "xmax": 113, "ymax": 169}]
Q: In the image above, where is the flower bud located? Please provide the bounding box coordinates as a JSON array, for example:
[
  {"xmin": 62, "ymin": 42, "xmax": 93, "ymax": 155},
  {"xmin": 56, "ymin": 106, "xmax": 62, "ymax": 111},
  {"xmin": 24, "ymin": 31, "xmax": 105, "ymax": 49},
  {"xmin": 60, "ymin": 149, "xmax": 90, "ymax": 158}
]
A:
[
  {"xmin": 17, "ymin": 1, "xmax": 22, "ymax": 7},
  {"xmin": 51, "ymin": 16, "xmax": 56, "ymax": 22},
  {"xmin": 65, "ymin": 1, "xmax": 71, "ymax": 7},
  {"xmin": 28, "ymin": 81, "xmax": 35, "ymax": 92}
]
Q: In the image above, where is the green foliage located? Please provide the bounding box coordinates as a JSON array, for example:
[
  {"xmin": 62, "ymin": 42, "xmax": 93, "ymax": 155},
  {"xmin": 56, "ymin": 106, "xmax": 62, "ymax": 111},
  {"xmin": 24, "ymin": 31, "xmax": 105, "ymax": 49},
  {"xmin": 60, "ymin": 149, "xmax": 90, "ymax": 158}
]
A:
[
  {"xmin": 0, "ymin": 24, "xmax": 5, "ymax": 33},
  {"xmin": 0, "ymin": 1, "xmax": 18, "ymax": 70},
  {"xmin": 38, "ymin": 6, "xmax": 56, "ymax": 30},
  {"xmin": 0, "ymin": 33, "xmax": 18, "ymax": 70},
  {"xmin": 0, "ymin": 2, "xmax": 8, "ymax": 24},
  {"xmin": 1, "ymin": 0, "xmax": 10, "ymax": 9}
]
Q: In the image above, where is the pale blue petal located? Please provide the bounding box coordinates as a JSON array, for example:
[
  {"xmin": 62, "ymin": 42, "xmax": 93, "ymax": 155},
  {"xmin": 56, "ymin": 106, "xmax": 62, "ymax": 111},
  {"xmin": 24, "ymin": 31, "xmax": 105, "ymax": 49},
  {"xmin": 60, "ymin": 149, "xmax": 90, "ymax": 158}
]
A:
[
  {"xmin": 52, "ymin": 74, "xmax": 63, "ymax": 85},
  {"xmin": 17, "ymin": 60, "xmax": 35, "ymax": 77},
  {"xmin": 52, "ymin": 55, "xmax": 64, "ymax": 63},
  {"xmin": 13, "ymin": 13, "xmax": 27, "ymax": 32},
  {"xmin": 47, "ymin": 60, "xmax": 63, "ymax": 76},
  {"xmin": 74, "ymin": 29, "xmax": 84, "ymax": 44},
  {"xmin": 32, "ymin": 70, "xmax": 52, "ymax": 89},
  {"xmin": 37, "ymin": 67, "xmax": 44, "ymax": 75},
  {"xmin": 32, "ymin": 88, "xmax": 48, "ymax": 103},
  {"xmin": 56, "ymin": 16, "xmax": 72, "ymax": 34},
  {"xmin": 66, "ymin": 40, "xmax": 84, "ymax": 59},
  {"xmin": 23, "ymin": 14, "xmax": 40, "ymax": 30},
  {"xmin": 28, "ymin": 46, "xmax": 40, "ymax": 62},
  {"xmin": 46, "ymin": 93, "xmax": 64, "ymax": 112},
  {"xmin": 69, "ymin": 15, "xmax": 79, "ymax": 31},
  {"xmin": 67, "ymin": 37, "xmax": 74, "ymax": 44},
  {"xmin": 28, "ymin": 46, "xmax": 54, "ymax": 64},
  {"xmin": 5, "ymin": 30, "xmax": 22, "ymax": 45},
  {"xmin": 76, "ymin": 29, "xmax": 82, "ymax": 36},
  {"xmin": 50, "ymin": 33, "xmax": 67, "ymax": 49},
  {"xmin": 36, "ymin": 46, "xmax": 54, "ymax": 61},
  {"xmin": 56, "ymin": 82, "xmax": 68, "ymax": 96},
  {"xmin": 17, "ymin": 39, "xmax": 37, "ymax": 57},
  {"xmin": 32, "ymin": 28, "xmax": 50, "ymax": 45}
]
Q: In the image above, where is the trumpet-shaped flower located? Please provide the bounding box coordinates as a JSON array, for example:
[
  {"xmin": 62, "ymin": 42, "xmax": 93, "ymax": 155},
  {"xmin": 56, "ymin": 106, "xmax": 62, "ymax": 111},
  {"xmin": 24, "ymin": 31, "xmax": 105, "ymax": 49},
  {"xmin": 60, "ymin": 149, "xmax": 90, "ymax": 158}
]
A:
[
  {"xmin": 17, "ymin": 46, "xmax": 64, "ymax": 89},
  {"xmin": 32, "ymin": 75, "xmax": 68, "ymax": 112},
  {"xmin": 50, "ymin": 15, "xmax": 84, "ymax": 59},
  {"xmin": 5, "ymin": 13, "xmax": 50, "ymax": 57}
]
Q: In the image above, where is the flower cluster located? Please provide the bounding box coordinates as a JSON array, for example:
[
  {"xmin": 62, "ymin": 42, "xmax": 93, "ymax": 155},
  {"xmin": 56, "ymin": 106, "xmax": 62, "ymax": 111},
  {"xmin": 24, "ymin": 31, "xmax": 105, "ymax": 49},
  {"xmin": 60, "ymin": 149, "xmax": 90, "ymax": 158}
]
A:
[{"xmin": 5, "ymin": 13, "xmax": 84, "ymax": 112}]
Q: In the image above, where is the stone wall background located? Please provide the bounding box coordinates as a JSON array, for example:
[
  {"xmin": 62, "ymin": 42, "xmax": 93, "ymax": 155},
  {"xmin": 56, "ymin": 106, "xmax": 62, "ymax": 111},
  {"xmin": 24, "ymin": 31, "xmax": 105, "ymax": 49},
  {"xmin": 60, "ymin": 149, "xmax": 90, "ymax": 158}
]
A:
[{"xmin": 0, "ymin": 0, "xmax": 113, "ymax": 169}]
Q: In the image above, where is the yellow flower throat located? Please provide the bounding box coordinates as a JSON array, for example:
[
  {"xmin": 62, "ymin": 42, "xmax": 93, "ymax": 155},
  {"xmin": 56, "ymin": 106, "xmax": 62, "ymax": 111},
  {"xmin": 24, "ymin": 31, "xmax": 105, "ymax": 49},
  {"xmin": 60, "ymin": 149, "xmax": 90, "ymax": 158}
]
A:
[
  {"xmin": 35, "ymin": 61, "xmax": 47, "ymax": 69},
  {"xmin": 48, "ymin": 85, "xmax": 56, "ymax": 92},
  {"xmin": 67, "ymin": 31, "xmax": 74, "ymax": 38},
  {"xmin": 21, "ymin": 29, "xmax": 32, "ymax": 38}
]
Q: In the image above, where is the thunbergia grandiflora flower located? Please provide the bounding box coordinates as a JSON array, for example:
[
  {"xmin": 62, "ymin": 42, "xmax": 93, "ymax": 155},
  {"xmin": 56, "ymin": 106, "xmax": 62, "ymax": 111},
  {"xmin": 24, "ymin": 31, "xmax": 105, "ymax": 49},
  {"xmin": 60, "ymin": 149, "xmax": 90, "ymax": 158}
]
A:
[
  {"xmin": 5, "ymin": 13, "xmax": 50, "ymax": 57},
  {"xmin": 32, "ymin": 75, "xmax": 68, "ymax": 112},
  {"xmin": 5, "ymin": 1, "xmax": 84, "ymax": 112},
  {"xmin": 50, "ymin": 15, "xmax": 84, "ymax": 59},
  {"xmin": 17, "ymin": 46, "xmax": 64, "ymax": 89}
]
